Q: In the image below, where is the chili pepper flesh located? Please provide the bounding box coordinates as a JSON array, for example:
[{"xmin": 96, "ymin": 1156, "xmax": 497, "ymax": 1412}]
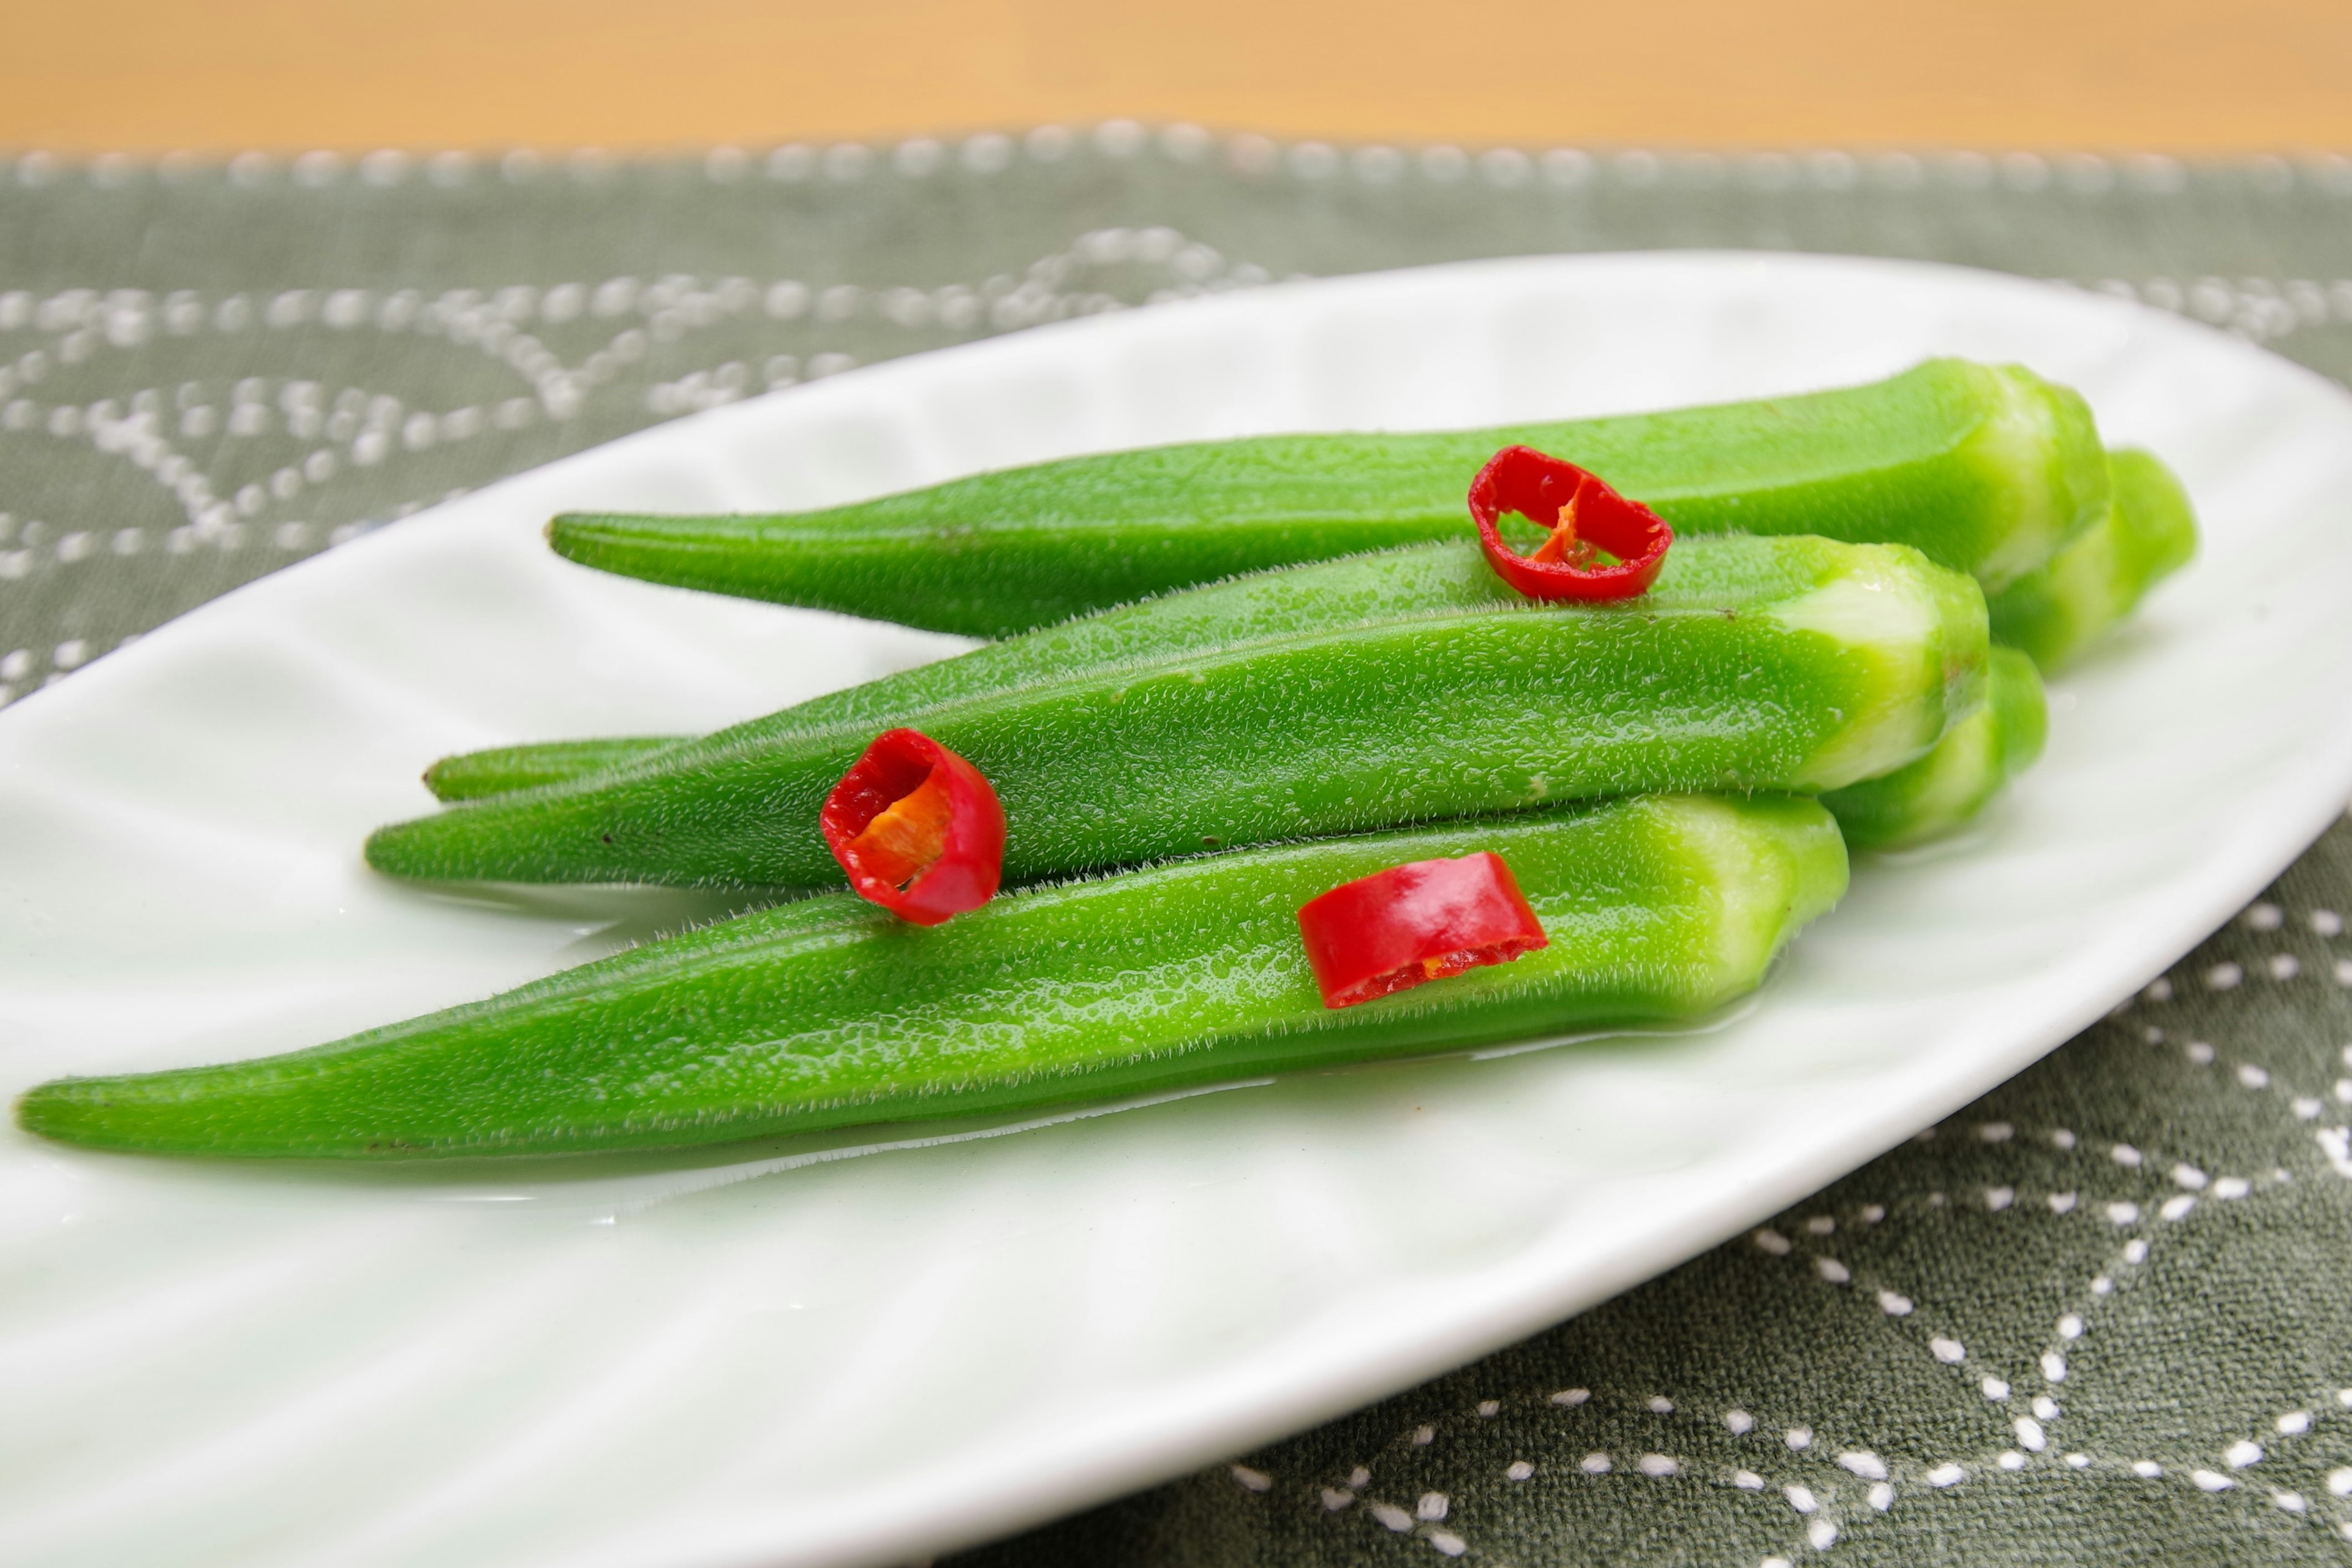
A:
[
  {"xmin": 846, "ymin": 769, "xmax": 956, "ymax": 888},
  {"xmin": 1298, "ymin": 851, "xmax": 1550, "ymax": 1008},
  {"xmin": 1472, "ymin": 446, "xmax": 1672, "ymax": 600},
  {"xmin": 821, "ymin": 729, "xmax": 1004, "ymax": 925}
]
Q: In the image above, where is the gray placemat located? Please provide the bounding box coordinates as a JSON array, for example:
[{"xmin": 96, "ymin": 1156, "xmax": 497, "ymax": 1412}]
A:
[{"xmin": 5, "ymin": 129, "xmax": 2350, "ymax": 1566}]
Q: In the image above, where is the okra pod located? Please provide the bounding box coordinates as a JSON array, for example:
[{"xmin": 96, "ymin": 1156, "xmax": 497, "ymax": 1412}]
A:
[
  {"xmin": 550, "ymin": 359, "xmax": 2103, "ymax": 637},
  {"xmin": 366, "ymin": 535, "xmax": 1985, "ymax": 891},
  {"xmin": 429, "ymin": 736, "xmax": 676, "ymax": 801},
  {"xmin": 20, "ymin": 794, "xmax": 1847, "ymax": 1159},
  {"xmin": 428, "ymin": 648, "xmax": 2049, "ymax": 854},
  {"xmin": 424, "ymin": 737, "xmax": 686, "ymax": 802},
  {"xmin": 1986, "ymin": 449, "xmax": 2196, "ymax": 670},
  {"xmin": 1822, "ymin": 647, "xmax": 2046, "ymax": 850}
]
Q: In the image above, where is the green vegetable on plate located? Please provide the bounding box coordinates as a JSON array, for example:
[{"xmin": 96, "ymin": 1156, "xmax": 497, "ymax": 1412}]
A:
[
  {"xmin": 431, "ymin": 647, "xmax": 2049, "ymax": 856},
  {"xmin": 423, "ymin": 736, "xmax": 687, "ymax": 802},
  {"xmin": 1822, "ymin": 646, "xmax": 2047, "ymax": 850},
  {"xmin": 547, "ymin": 358, "xmax": 2102, "ymax": 637},
  {"xmin": 17, "ymin": 794, "xmax": 1845, "ymax": 1159},
  {"xmin": 18, "ymin": 359, "xmax": 2173, "ymax": 1164},
  {"xmin": 426, "ymin": 734, "xmax": 675, "ymax": 802},
  {"xmin": 1987, "ymin": 448, "xmax": 2197, "ymax": 670},
  {"xmin": 364, "ymin": 533, "xmax": 1985, "ymax": 892}
]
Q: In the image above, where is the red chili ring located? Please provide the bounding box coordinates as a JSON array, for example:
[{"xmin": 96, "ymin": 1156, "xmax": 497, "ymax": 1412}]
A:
[
  {"xmin": 1469, "ymin": 445, "xmax": 1672, "ymax": 601},
  {"xmin": 1296, "ymin": 851, "xmax": 1550, "ymax": 1010},
  {"xmin": 820, "ymin": 728, "xmax": 1005, "ymax": 926}
]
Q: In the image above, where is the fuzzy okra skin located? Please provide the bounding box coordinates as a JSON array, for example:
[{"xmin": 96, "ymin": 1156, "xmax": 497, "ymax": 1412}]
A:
[
  {"xmin": 429, "ymin": 736, "xmax": 679, "ymax": 801},
  {"xmin": 424, "ymin": 737, "xmax": 687, "ymax": 802},
  {"xmin": 1822, "ymin": 647, "xmax": 2047, "ymax": 850},
  {"xmin": 437, "ymin": 648, "xmax": 2045, "ymax": 854},
  {"xmin": 368, "ymin": 535, "xmax": 1985, "ymax": 891},
  {"xmin": 1986, "ymin": 449, "xmax": 2197, "ymax": 671},
  {"xmin": 445, "ymin": 440, "xmax": 2158, "ymax": 810},
  {"xmin": 549, "ymin": 358, "xmax": 2103, "ymax": 638},
  {"xmin": 432, "ymin": 646, "xmax": 2046, "ymax": 854},
  {"xmin": 23, "ymin": 796, "xmax": 1849, "ymax": 1159}
]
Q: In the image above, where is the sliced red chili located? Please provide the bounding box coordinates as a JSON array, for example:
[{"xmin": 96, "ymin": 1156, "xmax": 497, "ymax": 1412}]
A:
[
  {"xmin": 1296, "ymin": 851, "xmax": 1550, "ymax": 1009},
  {"xmin": 1470, "ymin": 445, "xmax": 1672, "ymax": 601},
  {"xmin": 821, "ymin": 728, "xmax": 1005, "ymax": 926}
]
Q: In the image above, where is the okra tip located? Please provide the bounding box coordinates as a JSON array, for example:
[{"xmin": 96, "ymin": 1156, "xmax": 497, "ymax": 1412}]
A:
[
  {"xmin": 545, "ymin": 511, "xmax": 634, "ymax": 549},
  {"xmin": 14, "ymin": 1076, "xmax": 167, "ymax": 1155},
  {"xmin": 363, "ymin": 813, "xmax": 505, "ymax": 884},
  {"xmin": 543, "ymin": 512, "xmax": 589, "ymax": 566}
]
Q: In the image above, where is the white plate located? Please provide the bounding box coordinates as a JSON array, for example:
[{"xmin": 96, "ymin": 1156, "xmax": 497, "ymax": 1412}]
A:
[{"xmin": 5, "ymin": 253, "xmax": 2351, "ymax": 1568}]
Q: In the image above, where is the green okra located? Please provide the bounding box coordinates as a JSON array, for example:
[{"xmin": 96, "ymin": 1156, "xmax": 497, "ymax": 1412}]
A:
[
  {"xmin": 549, "ymin": 358, "xmax": 2103, "ymax": 638},
  {"xmin": 1822, "ymin": 647, "xmax": 2047, "ymax": 850},
  {"xmin": 1986, "ymin": 448, "xmax": 2197, "ymax": 671},
  {"xmin": 434, "ymin": 649, "xmax": 2047, "ymax": 853},
  {"xmin": 366, "ymin": 534, "xmax": 1985, "ymax": 891},
  {"xmin": 424, "ymin": 737, "xmax": 687, "ymax": 802},
  {"xmin": 446, "ymin": 443, "xmax": 2168, "ymax": 816},
  {"xmin": 428, "ymin": 646, "xmax": 2050, "ymax": 855},
  {"xmin": 21, "ymin": 794, "xmax": 1847, "ymax": 1159},
  {"xmin": 428, "ymin": 735, "xmax": 678, "ymax": 801}
]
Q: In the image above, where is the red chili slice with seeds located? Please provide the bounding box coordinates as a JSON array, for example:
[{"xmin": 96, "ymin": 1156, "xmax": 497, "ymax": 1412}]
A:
[
  {"xmin": 1470, "ymin": 445, "xmax": 1672, "ymax": 601},
  {"xmin": 821, "ymin": 728, "xmax": 1005, "ymax": 926}
]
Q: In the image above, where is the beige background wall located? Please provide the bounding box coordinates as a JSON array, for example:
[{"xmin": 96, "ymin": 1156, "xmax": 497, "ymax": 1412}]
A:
[{"xmin": 6, "ymin": 0, "xmax": 2350, "ymax": 154}]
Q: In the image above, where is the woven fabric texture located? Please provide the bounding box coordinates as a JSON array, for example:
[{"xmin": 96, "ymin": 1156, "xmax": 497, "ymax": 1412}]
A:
[{"xmin": 3, "ymin": 132, "xmax": 2350, "ymax": 1566}]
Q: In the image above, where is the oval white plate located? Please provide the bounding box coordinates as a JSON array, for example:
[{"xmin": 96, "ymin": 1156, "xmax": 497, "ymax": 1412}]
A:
[{"xmin": 5, "ymin": 253, "xmax": 2351, "ymax": 1568}]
